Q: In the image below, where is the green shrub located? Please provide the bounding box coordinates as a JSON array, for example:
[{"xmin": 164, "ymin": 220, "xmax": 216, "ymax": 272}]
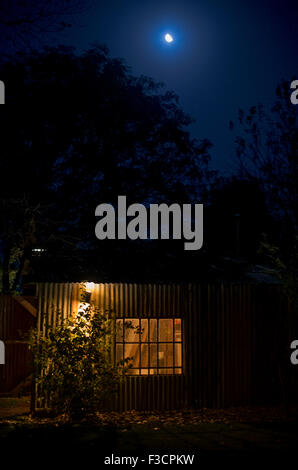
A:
[{"xmin": 29, "ymin": 301, "xmax": 128, "ymax": 418}]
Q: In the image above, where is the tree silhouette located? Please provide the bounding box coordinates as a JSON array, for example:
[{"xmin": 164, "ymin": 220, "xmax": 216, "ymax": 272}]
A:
[
  {"xmin": 232, "ymin": 80, "xmax": 298, "ymax": 414},
  {"xmin": 0, "ymin": 45, "xmax": 212, "ymax": 290},
  {"xmin": 234, "ymin": 80, "xmax": 297, "ymax": 237}
]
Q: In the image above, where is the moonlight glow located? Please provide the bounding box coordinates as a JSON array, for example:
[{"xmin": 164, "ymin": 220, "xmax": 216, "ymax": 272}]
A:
[{"xmin": 165, "ymin": 33, "xmax": 174, "ymax": 43}]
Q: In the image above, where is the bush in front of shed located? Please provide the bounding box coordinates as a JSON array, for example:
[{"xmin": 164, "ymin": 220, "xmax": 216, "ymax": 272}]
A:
[{"xmin": 29, "ymin": 301, "xmax": 129, "ymax": 419}]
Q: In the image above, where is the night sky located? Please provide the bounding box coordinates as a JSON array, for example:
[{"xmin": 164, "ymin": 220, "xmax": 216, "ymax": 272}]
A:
[
  {"xmin": 56, "ymin": 0, "xmax": 298, "ymax": 172},
  {"xmin": 1, "ymin": 0, "xmax": 297, "ymax": 171}
]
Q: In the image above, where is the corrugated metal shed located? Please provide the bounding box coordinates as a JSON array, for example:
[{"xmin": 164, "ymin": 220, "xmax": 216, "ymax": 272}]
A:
[{"xmin": 34, "ymin": 282, "xmax": 286, "ymax": 411}]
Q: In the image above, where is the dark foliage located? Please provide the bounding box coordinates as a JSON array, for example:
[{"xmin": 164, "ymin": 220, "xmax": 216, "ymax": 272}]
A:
[{"xmin": 0, "ymin": 45, "xmax": 212, "ymax": 289}]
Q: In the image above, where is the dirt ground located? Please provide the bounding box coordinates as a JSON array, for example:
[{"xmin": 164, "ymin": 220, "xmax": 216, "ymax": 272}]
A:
[
  {"xmin": 0, "ymin": 396, "xmax": 297, "ymax": 424},
  {"xmin": 0, "ymin": 396, "xmax": 30, "ymax": 417},
  {"xmin": 1, "ymin": 398, "xmax": 298, "ymax": 468}
]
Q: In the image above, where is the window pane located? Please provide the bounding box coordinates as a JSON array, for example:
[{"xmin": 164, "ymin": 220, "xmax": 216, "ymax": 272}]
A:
[
  {"xmin": 117, "ymin": 317, "xmax": 182, "ymax": 376},
  {"xmin": 149, "ymin": 343, "xmax": 158, "ymax": 367},
  {"xmin": 175, "ymin": 343, "xmax": 182, "ymax": 367},
  {"xmin": 124, "ymin": 319, "xmax": 139, "ymax": 342},
  {"xmin": 140, "ymin": 343, "xmax": 149, "ymax": 368},
  {"xmin": 174, "ymin": 319, "xmax": 182, "ymax": 342},
  {"xmin": 158, "ymin": 319, "xmax": 173, "ymax": 342},
  {"xmin": 125, "ymin": 343, "xmax": 140, "ymax": 368},
  {"xmin": 149, "ymin": 319, "xmax": 157, "ymax": 342},
  {"xmin": 140, "ymin": 319, "xmax": 148, "ymax": 342},
  {"xmin": 116, "ymin": 319, "xmax": 123, "ymax": 341},
  {"xmin": 159, "ymin": 344, "xmax": 174, "ymax": 367},
  {"xmin": 116, "ymin": 344, "xmax": 123, "ymax": 364}
]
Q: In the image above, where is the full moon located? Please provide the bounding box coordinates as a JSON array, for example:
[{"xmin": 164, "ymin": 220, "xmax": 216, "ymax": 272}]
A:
[{"xmin": 165, "ymin": 33, "xmax": 174, "ymax": 43}]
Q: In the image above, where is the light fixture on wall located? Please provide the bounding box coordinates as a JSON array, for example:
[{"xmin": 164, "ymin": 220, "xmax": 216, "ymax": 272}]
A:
[
  {"xmin": 84, "ymin": 282, "xmax": 95, "ymax": 303},
  {"xmin": 85, "ymin": 282, "xmax": 95, "ymax": 293}
]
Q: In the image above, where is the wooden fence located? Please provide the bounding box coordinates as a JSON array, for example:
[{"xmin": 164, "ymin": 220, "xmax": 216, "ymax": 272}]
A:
[
  {"xmin": 0, "ymin": 295, "xmax": 36, "ymax": 394},
  {"xmin": 34, "ymin": 282, "xmax": 288, "ymax": 411}
]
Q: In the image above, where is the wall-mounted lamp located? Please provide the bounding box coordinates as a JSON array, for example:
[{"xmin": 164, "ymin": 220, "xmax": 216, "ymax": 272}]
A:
[
  {"xmin": 83, "ymin": 282, "xmax": 95, "ymax": 303},
  {"xmin": 85, "ymin": 282, "xmax": 95, "ymax": 293}
]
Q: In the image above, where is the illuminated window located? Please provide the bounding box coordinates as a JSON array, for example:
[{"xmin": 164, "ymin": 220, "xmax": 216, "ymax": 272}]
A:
[{"xmin": 116, "ymin": 318, "xmax": 182, "ymax": 375}]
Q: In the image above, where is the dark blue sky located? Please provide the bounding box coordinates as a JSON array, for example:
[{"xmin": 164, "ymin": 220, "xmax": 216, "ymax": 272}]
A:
[{"xmin": 40, "ymin": 0, "xmax": 298, "ymax": 171}]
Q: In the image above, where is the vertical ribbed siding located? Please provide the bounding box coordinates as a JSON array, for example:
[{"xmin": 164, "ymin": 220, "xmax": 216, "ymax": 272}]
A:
[
  {"xmin": 34, "ymin": 282, "xmax": 286, "ymax": 411},
  {"xmin": 186, "ymin": 284, "xmax": 254, "ymax": 408},
  {"xmin": 35, "ymin": 282, "xmax": 186, "ymax": 411},
  {"xmin": 0, "ymin": 295, "xmax": 36, "ymax": 393}
]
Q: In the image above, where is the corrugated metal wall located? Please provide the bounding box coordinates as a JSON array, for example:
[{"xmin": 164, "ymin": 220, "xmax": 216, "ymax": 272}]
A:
[
  {"xmin": 0, "ymin": 295, "xmax": 36, "ymax": 393},
  {"xmin": 186, "ymin": 284, "xmax": 254, "ymax": 408},
  {"xmin": 35, "ymin": 282, "xmax": 285, "ymax": 411}
]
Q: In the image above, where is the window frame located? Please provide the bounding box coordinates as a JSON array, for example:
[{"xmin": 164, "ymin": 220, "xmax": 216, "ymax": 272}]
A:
[{"xmin": 115, "ymin": 317, "xmax": 183, "ymax": 376}]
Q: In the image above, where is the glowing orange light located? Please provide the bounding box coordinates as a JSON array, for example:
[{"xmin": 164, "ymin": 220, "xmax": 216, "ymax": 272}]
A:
[{"xmin": 85, "ymin": 282, "xmax": 95, "ymax": 293}]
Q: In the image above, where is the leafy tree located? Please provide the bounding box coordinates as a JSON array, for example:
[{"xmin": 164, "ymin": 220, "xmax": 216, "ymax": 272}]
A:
[
  {"xmin": 206, "ymin": 176, "xmax": 269, "ymax": 260},
  {"xmin": 0, "ymin": 197, "xmax": 39, "ymax": 293},
  {"xmin": 0, "ymin": 45, "xmax": 212, "ymax": 289},
  {"xmin": 233, "ymin": 80, "xmax": 297, "ymax": 237},
  {"xmin": 232, "ymin": 79, "xmax": 298, "ymax": 280},
  {"xmin": 29, "ymin": 297, "xmax": 129, "ymax": 418},
  {"xmin": 232, "ymin": 80, "xmax": 298, "ymax": 413}
]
